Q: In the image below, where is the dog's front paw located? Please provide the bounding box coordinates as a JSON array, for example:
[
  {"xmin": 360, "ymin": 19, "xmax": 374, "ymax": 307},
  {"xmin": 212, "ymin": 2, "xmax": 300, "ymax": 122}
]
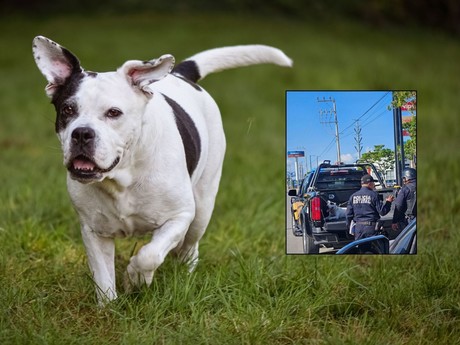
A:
[{"xmin": 123, "ymin": 262, "xmax": 154, "ymax": 292}]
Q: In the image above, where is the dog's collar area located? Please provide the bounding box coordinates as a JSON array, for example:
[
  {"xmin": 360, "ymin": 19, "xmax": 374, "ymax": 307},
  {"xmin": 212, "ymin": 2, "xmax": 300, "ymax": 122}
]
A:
[{"xmin": 68, "ymin": 155, "xmax": 120, "ymax": 181}]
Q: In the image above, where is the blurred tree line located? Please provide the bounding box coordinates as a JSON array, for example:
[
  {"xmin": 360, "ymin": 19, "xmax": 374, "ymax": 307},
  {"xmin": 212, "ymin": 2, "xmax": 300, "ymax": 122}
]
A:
[{"xmin": 1, "ymin": 0, "xmax": 459, "ymax": 35}]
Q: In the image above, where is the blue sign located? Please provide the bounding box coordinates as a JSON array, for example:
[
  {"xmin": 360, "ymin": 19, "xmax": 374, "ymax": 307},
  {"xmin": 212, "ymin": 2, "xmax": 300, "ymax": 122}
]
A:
[{"xmin": 288, "ymin": 150, "xmax": 305, "ymax": 158}]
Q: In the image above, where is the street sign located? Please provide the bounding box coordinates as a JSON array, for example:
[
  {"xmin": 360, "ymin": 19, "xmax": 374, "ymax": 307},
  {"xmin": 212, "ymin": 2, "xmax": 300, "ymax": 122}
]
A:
[{"xmin": 288, "ymin": 150, "xmax": 305, "ymax": 158}]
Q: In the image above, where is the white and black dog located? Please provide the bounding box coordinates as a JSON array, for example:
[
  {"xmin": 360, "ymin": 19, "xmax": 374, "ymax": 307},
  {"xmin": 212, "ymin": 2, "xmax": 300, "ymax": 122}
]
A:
[
  {"xmin": 325, "ymin": 200, "xmax": 347, "ymax": 221},
  {"xmin": 32, "ymin": 36, "xmax": 291, "ymax": 304}
]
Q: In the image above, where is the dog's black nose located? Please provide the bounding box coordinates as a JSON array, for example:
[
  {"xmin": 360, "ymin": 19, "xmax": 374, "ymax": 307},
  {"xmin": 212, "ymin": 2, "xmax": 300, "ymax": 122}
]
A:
[{"xmin": 72, "ymin": 127, "xmax": 96, "ymax": 145}]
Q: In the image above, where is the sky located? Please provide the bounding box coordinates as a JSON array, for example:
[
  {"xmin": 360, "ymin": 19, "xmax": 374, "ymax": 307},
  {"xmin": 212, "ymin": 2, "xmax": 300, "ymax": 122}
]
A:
[{"xmin": 287, "ymin": 91, "xmax": 404, "ymax": 175}]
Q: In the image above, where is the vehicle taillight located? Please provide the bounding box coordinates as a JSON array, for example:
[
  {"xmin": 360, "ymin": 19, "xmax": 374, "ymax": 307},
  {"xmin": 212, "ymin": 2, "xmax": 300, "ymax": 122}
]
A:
[{"xmin": 311, "ymin": 197, "xmax": 322, "ymax": 221}]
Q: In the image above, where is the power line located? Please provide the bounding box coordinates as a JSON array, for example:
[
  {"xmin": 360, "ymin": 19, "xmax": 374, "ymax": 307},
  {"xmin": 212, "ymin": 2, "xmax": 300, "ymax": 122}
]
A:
[
  {"xmin": 360, "ymin": 108, "xmax": 389, "ymax": 128},
  {"xmin": 314, "ymin": 92, "xmax": 392, "ymax": 162},
  {"xmin": 338, "ymin": 92, "xmax": 391, "ymax": 137},
  {"xmin": 318, "ymin": 137, "xmax": 337, "ymax": 159}
]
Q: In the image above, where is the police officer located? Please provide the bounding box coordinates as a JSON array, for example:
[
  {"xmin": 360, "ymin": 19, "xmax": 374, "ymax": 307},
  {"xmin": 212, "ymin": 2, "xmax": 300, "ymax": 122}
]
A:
[
  {"xmin": 346, "ymin": 174, "xmax": 395, "ymax": 240},
  {"xmin": 392, "ymin": 168, "xmax": 417, "ymax": 232}
]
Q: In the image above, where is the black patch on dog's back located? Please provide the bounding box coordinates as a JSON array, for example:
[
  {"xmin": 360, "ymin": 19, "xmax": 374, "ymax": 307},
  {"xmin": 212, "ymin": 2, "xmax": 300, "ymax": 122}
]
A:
[
  {"xmin": 162, "ymin": 94, "xmax": 201, "ymax": 177},
  {"xmin": 172, "ymin": 60, "xmax": 201, "ymax": 83}
]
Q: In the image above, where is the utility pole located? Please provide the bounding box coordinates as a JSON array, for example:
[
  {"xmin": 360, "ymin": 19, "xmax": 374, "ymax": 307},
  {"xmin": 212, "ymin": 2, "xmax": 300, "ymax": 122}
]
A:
[
  {"xmin": 318, "ymin": 97, "xmax": 341, "ymax": 163},
  {"xmin": 354, "ymin": 119, "xmax": 363, "ymax": 160}
]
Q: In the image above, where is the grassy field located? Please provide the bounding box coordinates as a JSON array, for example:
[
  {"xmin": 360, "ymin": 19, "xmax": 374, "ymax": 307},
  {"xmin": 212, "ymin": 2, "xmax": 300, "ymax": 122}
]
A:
[{"xmin": 1, "ymin": 12, "xmax": 460, "ymax": 344}]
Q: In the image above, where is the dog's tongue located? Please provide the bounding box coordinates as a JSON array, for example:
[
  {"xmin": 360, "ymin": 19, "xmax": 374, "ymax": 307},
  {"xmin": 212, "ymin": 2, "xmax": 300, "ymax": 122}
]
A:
[{"xmin": 73, "ymin": 158, "xmax": 96, "ymax": 171}]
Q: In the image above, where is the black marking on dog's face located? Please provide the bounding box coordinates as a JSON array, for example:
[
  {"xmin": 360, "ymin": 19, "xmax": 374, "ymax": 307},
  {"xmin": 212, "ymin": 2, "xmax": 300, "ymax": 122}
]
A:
[
  {"xmin": 42, "ymin": 46, "xmax": 85, "ymax": 132},
  {"xmin": 52, "ymin": 72, "xmax": 84, "ymax": 132},
  {"xmin": 172, "ymin": 60, "xmax": 201, "ymax": 84},
  {"xmin": 162, "ymin": 94, "xmax": 201, "ymax": 176}
]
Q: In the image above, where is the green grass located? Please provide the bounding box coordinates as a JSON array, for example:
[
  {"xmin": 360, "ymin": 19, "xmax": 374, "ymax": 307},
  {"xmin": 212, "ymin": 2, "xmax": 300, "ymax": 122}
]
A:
[{"xmin": 1, "ymin": 12, "xmax": 460, "ymax": 344}]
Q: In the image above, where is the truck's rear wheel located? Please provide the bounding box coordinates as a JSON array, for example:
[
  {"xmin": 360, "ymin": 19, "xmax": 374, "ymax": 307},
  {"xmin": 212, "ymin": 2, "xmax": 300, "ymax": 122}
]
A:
[{"xmin": 303, "ymin": 232, "xmax": 319, "ymax": 254}]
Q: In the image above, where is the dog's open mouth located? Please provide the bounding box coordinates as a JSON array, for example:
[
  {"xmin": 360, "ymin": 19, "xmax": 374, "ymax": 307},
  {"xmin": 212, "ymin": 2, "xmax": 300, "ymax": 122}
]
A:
[{"xmin": 68, "ymin": 155, "xmax": 120, "ymax": 180}]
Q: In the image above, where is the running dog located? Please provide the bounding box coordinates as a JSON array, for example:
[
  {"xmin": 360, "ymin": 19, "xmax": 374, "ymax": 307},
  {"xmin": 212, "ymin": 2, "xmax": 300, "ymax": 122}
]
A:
[{"xmin": 32, "ymin": 36, "xmax": 291, "ymax": 304}]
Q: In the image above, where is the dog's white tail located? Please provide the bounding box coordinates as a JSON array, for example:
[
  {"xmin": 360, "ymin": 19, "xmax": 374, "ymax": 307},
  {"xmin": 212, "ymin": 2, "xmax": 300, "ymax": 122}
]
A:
[{"xmin": 173, "ymin": 45, "xmax": 292, "ymax": 82}]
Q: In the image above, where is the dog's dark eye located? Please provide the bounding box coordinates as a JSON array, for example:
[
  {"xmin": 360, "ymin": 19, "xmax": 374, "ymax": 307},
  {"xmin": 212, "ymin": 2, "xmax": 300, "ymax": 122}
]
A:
[
  {"xmin": 106, "ymin": 108, "xmax": 123, "ymax": 118},
  {"xmin": 62, "ymin": 105, "xmax": 75, "ymax": 116}
]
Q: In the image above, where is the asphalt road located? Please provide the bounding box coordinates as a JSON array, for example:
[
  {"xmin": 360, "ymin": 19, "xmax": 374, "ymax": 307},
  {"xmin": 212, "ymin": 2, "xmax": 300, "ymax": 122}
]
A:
[{"xmin": 286, "ymin": 197, "xmax": 303, "ymax": 254}]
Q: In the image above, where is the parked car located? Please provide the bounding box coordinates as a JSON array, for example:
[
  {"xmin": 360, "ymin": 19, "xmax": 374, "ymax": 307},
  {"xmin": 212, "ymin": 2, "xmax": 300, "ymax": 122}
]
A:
[{"xmin": 336, "ymin": 218, "xmax": 416, "ymax": 254}]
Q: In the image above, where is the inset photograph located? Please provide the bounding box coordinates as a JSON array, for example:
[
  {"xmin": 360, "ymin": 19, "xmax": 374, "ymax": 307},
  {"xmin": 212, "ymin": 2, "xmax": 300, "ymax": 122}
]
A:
[{"xmin": 286, "ymin": 91, "xmax": 416, "ymax": 255}]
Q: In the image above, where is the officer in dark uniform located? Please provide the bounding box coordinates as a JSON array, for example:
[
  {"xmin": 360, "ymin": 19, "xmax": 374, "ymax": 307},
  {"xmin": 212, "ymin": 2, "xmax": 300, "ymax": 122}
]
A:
[
  {"xmin": 392, "ymin": 168, "xmax": 417, "ymax": 232},
  {"xmin": 346, "ymin": 174, "xmax": 395, "ymax": 240}
]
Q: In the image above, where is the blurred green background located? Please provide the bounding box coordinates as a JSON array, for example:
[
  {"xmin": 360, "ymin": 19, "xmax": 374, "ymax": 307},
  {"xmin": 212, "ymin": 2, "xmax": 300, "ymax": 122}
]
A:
[
  {"xmin": 2, "ymin": 0, "xmax": 460, "ymax": 36},
  {"xmin": 1, "ymin": 1, "xmax": 459, "ymax": 344}
]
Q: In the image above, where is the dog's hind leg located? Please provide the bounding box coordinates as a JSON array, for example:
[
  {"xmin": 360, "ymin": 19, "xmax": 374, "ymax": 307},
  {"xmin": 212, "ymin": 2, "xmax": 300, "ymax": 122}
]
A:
[
  {"xmin": 175, "ymin": 159, "xmax": 224, "ymax": 272},
  {"xmin": 174, "ymin": 100, "xmax": 226, "ymax": 272},
  {"xmin": 174, "ymin": 241, "xmax": 199, "ymax": 272},
  {"xmin": 174, "ymin": 198, "xmax": 215, "ymax": 272}
]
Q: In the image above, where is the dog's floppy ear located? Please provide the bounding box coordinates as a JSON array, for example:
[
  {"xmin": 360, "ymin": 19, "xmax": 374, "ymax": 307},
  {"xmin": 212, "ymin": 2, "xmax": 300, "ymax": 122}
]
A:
[
  {"xmin": 32, "ymin": 36, "xmax": 82, "ymax": 98},
  {"xmin": 120, "ymin": 55, "xmax": 175, "ymax": 96}
]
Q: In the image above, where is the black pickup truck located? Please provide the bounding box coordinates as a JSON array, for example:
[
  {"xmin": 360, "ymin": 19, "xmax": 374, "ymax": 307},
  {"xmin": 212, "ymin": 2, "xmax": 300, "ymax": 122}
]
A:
[{"xmin": 288, "ymin": 160, "xmax": 395, "ymax": 254}]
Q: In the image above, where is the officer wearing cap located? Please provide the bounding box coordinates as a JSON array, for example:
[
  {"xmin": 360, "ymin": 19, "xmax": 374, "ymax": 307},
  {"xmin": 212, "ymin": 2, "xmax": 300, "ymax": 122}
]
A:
[
  {"xmin": 392, "ymin": 168, "xmax": 417, "ymax": 232},
  {"xmin": 346, "ymin": 174, "xmax": 395, "ymax": 240}
]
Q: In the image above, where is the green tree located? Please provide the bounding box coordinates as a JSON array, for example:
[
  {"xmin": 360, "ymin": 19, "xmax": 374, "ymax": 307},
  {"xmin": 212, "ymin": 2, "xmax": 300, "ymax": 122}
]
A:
[
  {"xmin": 402, "ymin": 115, "xmax": 416, "ymax": 163},
  {"xmin": 360, "ymin": 144, "xmax": 395, "ymax": 181},
  {"xmin": 390, "ymin": 91, "xmax": 417, "ymax": 114}
]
